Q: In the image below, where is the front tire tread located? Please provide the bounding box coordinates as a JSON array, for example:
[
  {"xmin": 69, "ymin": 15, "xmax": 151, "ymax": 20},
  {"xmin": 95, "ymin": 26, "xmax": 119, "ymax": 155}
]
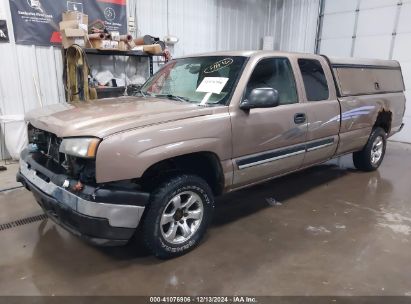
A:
[{"xmin": 142, "ymin": 174, "xmax": 214, "ymax": 259}]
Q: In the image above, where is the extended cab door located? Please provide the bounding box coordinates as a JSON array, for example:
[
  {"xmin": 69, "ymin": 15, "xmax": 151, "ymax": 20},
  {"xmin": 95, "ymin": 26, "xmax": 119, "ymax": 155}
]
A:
[
  {"xmin": 230, "ymin": 56, "xmax": 308, "ymax": 188},
  {"xmin": 296, "ymin": 56, "xmax": 340, "ymax": 167}
]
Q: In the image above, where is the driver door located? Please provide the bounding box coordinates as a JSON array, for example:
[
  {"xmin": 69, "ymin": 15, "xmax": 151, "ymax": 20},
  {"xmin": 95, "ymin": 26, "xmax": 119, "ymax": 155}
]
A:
[{"xmin": 230, "ymin": 57, "xmax": 308, "ymax": 188}]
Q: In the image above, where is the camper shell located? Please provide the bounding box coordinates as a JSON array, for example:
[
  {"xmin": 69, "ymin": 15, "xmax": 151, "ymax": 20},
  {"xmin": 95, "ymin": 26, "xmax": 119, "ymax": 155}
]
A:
[{"xmin": 328, "ymin": 57, "xmax": 405, "ymax": 97}]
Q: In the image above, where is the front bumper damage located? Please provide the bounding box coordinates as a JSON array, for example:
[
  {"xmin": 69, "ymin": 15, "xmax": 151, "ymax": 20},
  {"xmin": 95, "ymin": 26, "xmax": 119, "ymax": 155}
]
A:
[{"xmin": 16, "ymin": 149, "xmax": 149, "ymax": 246}]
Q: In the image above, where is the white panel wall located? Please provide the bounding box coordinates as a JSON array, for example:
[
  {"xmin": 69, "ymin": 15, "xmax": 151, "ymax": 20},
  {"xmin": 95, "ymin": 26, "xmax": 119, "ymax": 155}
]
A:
[
  {"xmin": 0, "ymin": 1, "xmax": 66, "ymax": 114},
  {"xmin": 216, "ymin": 0, "xmax": 269, "ymax": 51},
  {"xmin": 318, "ymin": 0, "xmax": 411, "ymax": 143},
  {"xmin": 0, "ymin": 0, "xmax": 65, "ymax": 159},
  {"xmin": 266, "ymin": 0, "xmax": 320, "ymax": 53},
  {"xmin": 0, "ymin": 0, "xmax": 320, "ymax": 159},
  {"xmin": 394, "ymin": 1, "xmax": 411, "ymax": 134},
  {"xmin": 128, "ymin": 0, "xmax": 320, "ymax": 56},
  {"xmin": 129, "ymin": 0, "xmax": 218, "ymax": 57},
  {"xmin": 320, "ymin": 0, "xmax": 357, "ymax": 57}
]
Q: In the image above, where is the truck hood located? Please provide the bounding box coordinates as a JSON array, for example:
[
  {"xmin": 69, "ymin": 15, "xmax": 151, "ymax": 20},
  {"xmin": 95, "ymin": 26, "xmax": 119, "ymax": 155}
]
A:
[{"xmin": 26, "ymin": 97, "xmax": 217, "ymax": 138}]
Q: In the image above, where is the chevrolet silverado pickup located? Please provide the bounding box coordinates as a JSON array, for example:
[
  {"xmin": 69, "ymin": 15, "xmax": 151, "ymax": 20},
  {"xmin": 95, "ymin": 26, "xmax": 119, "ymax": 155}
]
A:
[{"xmin": 17, "ymin": 51, "xmax": 406, "ymax": 258}]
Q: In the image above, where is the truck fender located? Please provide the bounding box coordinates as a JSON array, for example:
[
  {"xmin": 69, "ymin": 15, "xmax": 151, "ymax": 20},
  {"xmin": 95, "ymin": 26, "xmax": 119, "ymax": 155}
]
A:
[{"xmin": 95, "ymin": 137, "xmax": 226, "ymax": 183}]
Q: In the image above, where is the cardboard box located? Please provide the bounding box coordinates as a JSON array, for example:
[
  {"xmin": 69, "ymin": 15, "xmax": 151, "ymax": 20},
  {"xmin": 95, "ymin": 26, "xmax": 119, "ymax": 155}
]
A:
[
  {"xmin": 61, "ymin": 28, "xmax": 86, "ymax": 49},
  {"xmin": 118, "ymin": 41, "xmax": 130, "ymax": 51},
  {"xmin": 62, "ymin": 11, "xmax": 88, "ymax": 32},
  {"xmin": 59, "ymin": 20, "xmax": 80, "ymax": 31},
  {"xmin": 63, "ymin": 11, "xmax": 88, "ymax": 24},
  {"xmin": 88, "ymin": 39, "xmax": 118, "ymax": 50},
  {"xmin": 107, "ymin": 41, "xmax": 119, "ymax": 49}
]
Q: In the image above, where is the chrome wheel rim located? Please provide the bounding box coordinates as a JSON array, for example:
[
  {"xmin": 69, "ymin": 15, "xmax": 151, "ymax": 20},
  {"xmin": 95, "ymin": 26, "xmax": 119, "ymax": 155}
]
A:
[
  {"xmin": 160, "ymin": 191, "xmax": 204, "ymax": 244},
  {"xmin": 371, "ymin": 136, "xmax": 384, "ymax": 165}
]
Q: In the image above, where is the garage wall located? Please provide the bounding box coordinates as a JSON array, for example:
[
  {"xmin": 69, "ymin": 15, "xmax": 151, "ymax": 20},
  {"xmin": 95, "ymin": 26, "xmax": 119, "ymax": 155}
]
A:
[
  {"xmin": 216, "ymin": 0, "xmax": 270, "ymax": 52},
  {"xmin": 318, "ymin": 0, "xmax": 411, "ymax": 143},
  {"xmin": 0, "ymin": 0, "xmax": 65, "ymax": 159},
  {"xmin": 128, "ymin": 0, "xmax": 219, "ymax": 57},
  {"xmin": 266, "ymin": 0, "xmax": 320, "ymax": 52},
  {"xmin": 0, "ymin": 0, "xmax": 320, "ymax": 159},
  {"xmin": 0, "ymin": 1, "xmax": 66, "ymax": 115},
  {"xmin": 129, "ymin": 0, "xmax": 320, "ymax": 56}
]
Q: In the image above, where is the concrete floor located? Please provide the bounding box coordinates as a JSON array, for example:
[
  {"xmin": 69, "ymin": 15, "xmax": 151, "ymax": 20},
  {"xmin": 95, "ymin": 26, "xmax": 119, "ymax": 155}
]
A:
[
  {"xmin": 0, "ymin": 162, "xmax": 21, "ymax": 192},
  {"xmin": 0, "ymin": 142, "xmax": 411, "ymax": 296}
]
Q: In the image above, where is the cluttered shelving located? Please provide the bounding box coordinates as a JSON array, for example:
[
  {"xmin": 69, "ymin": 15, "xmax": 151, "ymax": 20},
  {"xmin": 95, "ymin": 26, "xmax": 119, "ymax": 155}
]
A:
[
  {"xmin": 83, "ymin": 48, "xmax": 155, "ymax": 77},
  {"xmin": 63, "ymin": 45, "xmax": 161, "ymax": 101},
  {"xmin": 60, "ymin": 10, "xmax": 169, "ymax": 102},
  {"xmin": 82, "ymin": 48, "xmax": 156, "ymax": 99}
]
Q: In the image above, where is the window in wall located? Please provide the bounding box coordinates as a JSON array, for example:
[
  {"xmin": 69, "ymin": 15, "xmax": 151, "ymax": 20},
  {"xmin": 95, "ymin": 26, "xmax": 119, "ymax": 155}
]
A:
[
  {"xmin": 298, "ymin": 59, "xmax": 329, "ymax": 101},
  {"xmin": 246, "ymin": 58, "xmax": 298, "ymax": 105}
]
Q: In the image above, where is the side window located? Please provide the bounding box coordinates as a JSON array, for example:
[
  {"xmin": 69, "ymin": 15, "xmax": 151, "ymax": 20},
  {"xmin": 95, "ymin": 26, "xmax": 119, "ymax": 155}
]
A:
[
  {"xmin": 246, "ymin": 58, "xmax": 298, "ymax": 105},
  {"xmin": 298, "ymin": 59, "xmax": 329, "ymax": 101}
]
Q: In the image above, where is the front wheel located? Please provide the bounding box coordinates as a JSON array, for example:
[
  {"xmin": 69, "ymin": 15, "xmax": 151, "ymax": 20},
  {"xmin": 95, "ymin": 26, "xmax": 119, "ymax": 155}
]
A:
[
  {"xmin": 142, "ymin": 174, "xmax": 214, "ymax": 259},
  {"xmin": 353, "ymin": 127, "xmax": 387, "ymax": 171}
]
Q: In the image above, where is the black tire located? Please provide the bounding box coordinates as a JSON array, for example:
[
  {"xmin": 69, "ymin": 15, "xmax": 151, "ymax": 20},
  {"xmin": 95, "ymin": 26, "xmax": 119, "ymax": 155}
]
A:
[
  {"xmin": 353, "ymin": 127, "xmax": 387, "ymax": 172},
  {"xmin": 142, "ymin": 174, "xmax": 214, "ymax": 259}
]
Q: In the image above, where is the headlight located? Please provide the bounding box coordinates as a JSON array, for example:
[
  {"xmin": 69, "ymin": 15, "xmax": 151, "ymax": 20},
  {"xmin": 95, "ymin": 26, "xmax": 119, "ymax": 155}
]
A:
[{"xmin": 59, "ymin": 137, "xmax": 101, "ymax": 158}]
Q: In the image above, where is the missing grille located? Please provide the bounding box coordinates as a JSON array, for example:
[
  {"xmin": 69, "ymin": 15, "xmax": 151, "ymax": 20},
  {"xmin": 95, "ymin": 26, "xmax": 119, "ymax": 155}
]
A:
[{"xmin": 0, "ymin": 213, "xmax": 47, "ymax": 231}]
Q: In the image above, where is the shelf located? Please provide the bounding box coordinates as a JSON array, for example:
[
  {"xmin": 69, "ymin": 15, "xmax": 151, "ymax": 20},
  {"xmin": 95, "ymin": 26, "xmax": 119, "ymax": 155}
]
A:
[
  {"xmin": 96, "ymin": 86, "xmax": 125, "ymax": 92},
  {"xmin": 84, "ymin": 48, "xmax": 152, "ymax": 57},
  {"xmin": 96, "ymin": 86, "xmax": 126, "ymax": 99},
  {"xmin": 63, "ymin": 46, "xmax": 154, "ymax": 102}
]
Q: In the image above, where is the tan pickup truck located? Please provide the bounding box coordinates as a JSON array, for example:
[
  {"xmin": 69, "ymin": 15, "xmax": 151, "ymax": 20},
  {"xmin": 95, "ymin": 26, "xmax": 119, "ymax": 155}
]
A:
[{"xmin": 17, "ymin": 51, "xmax": 406, "ymax": 258}]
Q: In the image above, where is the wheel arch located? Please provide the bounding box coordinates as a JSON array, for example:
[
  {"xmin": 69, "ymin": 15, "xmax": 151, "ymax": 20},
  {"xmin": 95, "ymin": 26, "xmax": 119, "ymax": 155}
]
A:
[
  {"xmin": 140, "ymin": 151, "xmax": 226, "ymax": 196},
  {"xmin": 373, "ymin": 108, "xmax": 392, "ymax": 134}
]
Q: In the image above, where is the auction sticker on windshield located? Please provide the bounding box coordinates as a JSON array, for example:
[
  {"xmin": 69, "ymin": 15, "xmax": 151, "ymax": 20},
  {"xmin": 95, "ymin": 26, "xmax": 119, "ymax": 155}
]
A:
[
  {"xmin": 196, "ymin": 77, "xmax": 229, "ymax": 94},
  {"xmin": 204, "ymin": 58, "xmax": 233, "ymax": 73}
]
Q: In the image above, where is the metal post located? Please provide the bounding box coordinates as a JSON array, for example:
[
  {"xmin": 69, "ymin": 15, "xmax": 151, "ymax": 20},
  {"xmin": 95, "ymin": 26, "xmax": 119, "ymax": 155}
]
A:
[
  {"xmin": 350, "ymin": 0, "xmax": 361, "ymax": 57},
  {"xmin": 314, "ymin": 0, "xmax": 326, "ymax": 54},
  {"xmin": 149, "ymin": 56, "xmax": 153, "ymax": 76},
  {"xmin": 389, "ymin": 1, "xmax": 403, "ymax": 59}
]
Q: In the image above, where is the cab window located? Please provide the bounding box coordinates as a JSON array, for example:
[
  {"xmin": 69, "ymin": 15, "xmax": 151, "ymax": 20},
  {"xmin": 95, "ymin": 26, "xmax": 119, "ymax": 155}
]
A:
[
  {"xmin": 298, "ymin": 59, "xmax": 329, "ymax": 101},
  {"xmin": 246, "ymin": 58, "xmax": 298, "ymax": 105}
]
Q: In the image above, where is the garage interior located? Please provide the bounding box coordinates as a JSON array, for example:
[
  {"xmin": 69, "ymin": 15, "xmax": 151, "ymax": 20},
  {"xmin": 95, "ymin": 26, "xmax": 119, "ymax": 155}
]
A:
[{"xmin": 0, "ymin": 0, "xmax": 411, "ymax": 298}]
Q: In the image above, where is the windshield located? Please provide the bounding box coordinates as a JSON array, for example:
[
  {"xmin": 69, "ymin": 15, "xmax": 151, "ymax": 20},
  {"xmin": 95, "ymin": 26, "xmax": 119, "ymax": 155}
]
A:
[{"xmin": 140, "ymin": 56, "xmax": 247, "ymax": 105}]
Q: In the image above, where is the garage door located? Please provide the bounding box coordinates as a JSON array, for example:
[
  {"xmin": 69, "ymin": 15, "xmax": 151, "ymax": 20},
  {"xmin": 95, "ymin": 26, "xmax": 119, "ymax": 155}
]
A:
[{"xmin": 317, "ymin": 0, "xmax": 411, "ymax": 143}]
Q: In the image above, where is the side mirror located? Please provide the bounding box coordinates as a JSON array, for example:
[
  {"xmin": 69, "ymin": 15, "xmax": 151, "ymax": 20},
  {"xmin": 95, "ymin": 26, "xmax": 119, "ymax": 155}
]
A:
[{"xmin": 240, "ymin": 88, "xmax": 280, "ymax": 110}]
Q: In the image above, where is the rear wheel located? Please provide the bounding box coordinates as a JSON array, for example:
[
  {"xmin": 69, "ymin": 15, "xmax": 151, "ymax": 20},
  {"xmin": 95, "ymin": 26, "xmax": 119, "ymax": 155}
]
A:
[
  {"xmin": 353, "ymin": 127, "xmax": 387, "ymax": 171},
  {"xmin": 142, "ymin": 174, "xmax": 214, "ymax": 259}
]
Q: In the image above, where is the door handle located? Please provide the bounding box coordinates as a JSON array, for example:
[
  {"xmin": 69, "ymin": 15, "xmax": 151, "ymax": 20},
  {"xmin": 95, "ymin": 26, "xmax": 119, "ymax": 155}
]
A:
[{"xmin": 294, "ymin": 113, "xmax": 306, "ymax": 124}]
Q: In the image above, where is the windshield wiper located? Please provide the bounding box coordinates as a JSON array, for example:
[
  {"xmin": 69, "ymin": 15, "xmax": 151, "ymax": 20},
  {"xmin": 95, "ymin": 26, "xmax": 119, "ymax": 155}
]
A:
[
  {"xmin": 137, "ymin": 90, "xmax": 147, "ymax": 97},
  {"xmin": 155, "ymin": 94, "xmax": 191, "ymax": 103}
]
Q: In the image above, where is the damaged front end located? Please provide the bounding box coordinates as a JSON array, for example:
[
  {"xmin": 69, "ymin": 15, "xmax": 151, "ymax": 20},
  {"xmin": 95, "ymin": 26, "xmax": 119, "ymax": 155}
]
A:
[
  {"xmin": 27, "ymin": 124, "xmax": 97, "ymax": 186},
  {"xmin": 17, "ymin": 124, "xmax": 149, "ymax": 246}
]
